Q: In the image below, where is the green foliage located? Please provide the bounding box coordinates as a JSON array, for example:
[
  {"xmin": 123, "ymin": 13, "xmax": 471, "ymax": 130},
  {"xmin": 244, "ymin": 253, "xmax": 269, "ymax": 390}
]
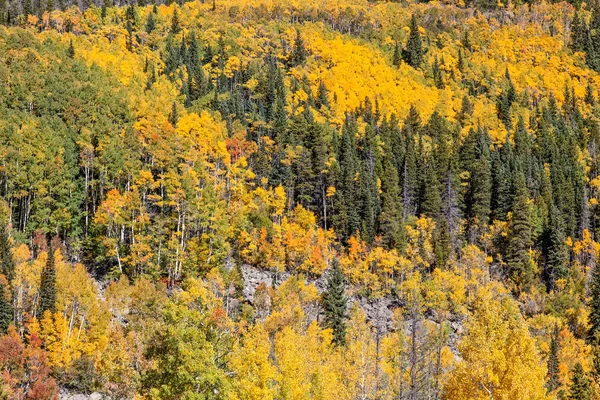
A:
[
  {"xmin": 39, "ymin": 241, "xmax": 56, "ymax": 316},
  {"xmin": 322, "ymin": 259, "xmax": 347, "ymax": 346},
  {"xmin": 402, "ymin": 15, "xmax": 424, "ymax": 68}
]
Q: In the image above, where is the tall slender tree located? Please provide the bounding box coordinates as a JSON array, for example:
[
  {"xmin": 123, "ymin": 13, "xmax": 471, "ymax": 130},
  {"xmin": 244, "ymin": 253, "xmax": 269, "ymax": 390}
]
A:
[
  {"xmin": 39, "ymin": 239, "xmax": 57, "ymax": 316},
  {"xmin": 322, "ymin": 259, "xmax": 348, "ymax": 346}
]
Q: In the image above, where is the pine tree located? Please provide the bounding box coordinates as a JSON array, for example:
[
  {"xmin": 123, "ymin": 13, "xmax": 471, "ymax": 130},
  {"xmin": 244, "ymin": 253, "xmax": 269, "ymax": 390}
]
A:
[
  {"xmin": 570, "ymin": 11, "xmax": 587, "ymax": 54},
  {"xmin": 402, "ymin": 14, "xmax": 424, "ymax": 69},
  {"xmin": 506, "ymin": 170, "xmax": 533, "ymax": 292},
  {"xmin": 145, "ymin": 11, "xmax": 155, "ymax": 33},
  {"xmin": 545, "ymin": 205, "xmax": 568, "ymax": 289},
  {"xmin": 0, "ymin": 282, "xmax": 11, "ymax": 334},
  {"xmin": 290, "ymin": 28, "xmax": 307, "ymax": 66},
  {"xmin": 589, "ymin": 262, "xmax": 600, "ymax": 342},
  {"xmin": 170, "ymin": 7, "xmax": 181, "ymax": 34},
  {"xmin": 67, "ymin": 38, "xmax": 75, "ymax": 58},
  {"xmin": 169, "ymin": 101, "xmax": 178, "ymax": 127},
  {"xmin": 432, "ymin": 56, "xmax": 444, "ymax": 89},
  {"xmin": 316, "ymin": 80, "xmax": 329, "ymax": 110},
  {"xmin": 39, "ymin": 240, "xmax": 56, "ymax": 316},
  {"xmin": 0, "ymin": 226, "xmax": 14, "ymax": 284},
  {"xmin": 392, "ymin": 41, "xmax": 401, "ymax": 67},
  {"xmin": 322, "ymin": 259, "xmax": 347, "ymax": 346},
  {"xmin": 585, "ymin": 81, "xmax": 596, "ymax": 106},
  {"xmin": 547, "ymin": 324, "xmax": 560, "ymax": 393},
  {"xmin": 568, "ymin": 363, "xmax": 592, "ymax": 400}
]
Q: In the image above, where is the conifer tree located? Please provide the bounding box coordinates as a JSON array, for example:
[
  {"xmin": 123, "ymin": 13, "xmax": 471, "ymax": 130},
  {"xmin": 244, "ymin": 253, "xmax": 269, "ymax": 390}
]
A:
[
  {"xmin": 392, "ymin": 41, "xmax": 401, "ymax": 67},
  {"xmin": 568, "ymin": 363, "xmax": 592, "ymax": 400},
  {"xmin": 291, "ymin": 28, "xmax": 307, "ymax": 66},
  {"xmin": 145, "ymin": 11, "xmax": 155, "ymax": 33},
  {"xmin": 432, "ymin": 56, "xmax": 444, "ymax": 89},
  {"xmin": 39, "ymin": 239, "xmax": 56, "ymax": 316},
  {"xmin": 585, "ymin": 82, "xmax": 596, "ymax": 106},
  {"xmin": 0, "ymin": 282, "xmax": 11, "ymax": 334},
  {"xmin": 0, "ymin": 226, "xmax": 14, "ymax": 284},
  {"xmin": 547, "ymin": 324, "xmax": 560, "ymax": 393},
  {"xmin": 545, "ymin": 205, "xmax": 568, "ymax": 289},
  {"xmin": 322, "ymin": 259, "xmax": 347, "ymax": 346},
  {"xmin": 507, "ymin": 170, "xmax": 533, "ymax": 291},
  {"xmin": 589, "ymin": 263, "xmax": 600, "ymax": 342},
  {"xmin": 67, "ymin": 38, "xmax": 75, "ymax": 58},
  {"xmin": 170, "ymin": 7, "xmax": 181, "ymax": 34},
  {"xmin": 403, "ymin": 14, "xmax": 424, "ymax": 68},
  {"xmin": 169, "ymin": 101, "xmax": 178, "ymax": 127}
]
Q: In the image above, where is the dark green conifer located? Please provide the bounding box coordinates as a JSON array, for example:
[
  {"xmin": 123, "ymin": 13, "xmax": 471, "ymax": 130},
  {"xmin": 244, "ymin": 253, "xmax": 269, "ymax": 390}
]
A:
[
  {"xmin": 0, "ymin": 283, "xmax": 11, "ymax": 334},
  {"xmin": 402, "ymin": 14, "xmax": 424, "ymax": 68},
  {"xmin": 568, "ymin": 363, "xmax": 592, "ymax": 400},
  {"xmin": 545, "ymin": 205, "xmax": 568, "ymax": 289},
  {"xmin": 0, "ymin": 226, "xmax": 14, "ymax": 284},
  {"xmin": 589, "ymin": 262, "xmax": 600, "ymax": 342},
  {"xmin": 145, "ymin": 11, "xmax": 155, "ymax": 33},
  {"xmin": 432, "ymin": 56, "xmax": 444, "ymax": 89},
  {"xmin": 291, "ymin": 28, "xmax": 307, "ymax": 66},
  {"xmin": 170, "ymin": 7, "xmax": 181, "ymax": 34},
  {"xmin": 67, "ymin": 38, "xmax": 75, "ymax": 58},
  {"xmin": 392, "ymin": 41, "xmax": 401, "ymax": 67},
  {"xmin": 547, "ymin": 324, "xmax": 560, "ymax": 393},
  {"xmin": 506, "ymin": 170, "xmax": 533, "ymax": 292},
  {"xmin": 39, "ymin": 239, "xmax": 56, "ymax": 316},
  {"xmin": 322, "ymin": 259, "xmax": 347, "ymax": 346},
  {"xmin": 169, "ymin": 101, "xmax": 178, "ymax": 127}
]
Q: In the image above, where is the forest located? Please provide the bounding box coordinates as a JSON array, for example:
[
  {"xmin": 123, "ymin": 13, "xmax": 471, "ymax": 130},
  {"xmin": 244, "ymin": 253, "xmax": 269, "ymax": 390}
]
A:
[{"xmin": 1, "ymin": 0, "xmax": 600, "ymax": 398}]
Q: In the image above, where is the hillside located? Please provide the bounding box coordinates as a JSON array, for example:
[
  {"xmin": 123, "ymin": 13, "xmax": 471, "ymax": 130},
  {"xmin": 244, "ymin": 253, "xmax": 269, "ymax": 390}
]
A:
[{"xmin": 0, "ymin": 0, "xmax": 600, "ymax": 398}]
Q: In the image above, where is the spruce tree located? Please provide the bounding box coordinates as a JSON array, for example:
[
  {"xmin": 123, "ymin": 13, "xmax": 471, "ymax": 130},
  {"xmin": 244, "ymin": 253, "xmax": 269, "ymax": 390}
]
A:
[
  {"xmin": 432, "ymin": 56, "xmax": 444, "ymax": 89},
  {"xmin": 589, "ymin": 262, "xmax": 600, "ymax": 342},
  {"xmin": 39, "ymin": 239, "xmax": 56, "ymax": 316},
  {"xmin": 402, "ymin": 14, "xmax": 424, "ymax": 69},
  {"xmin": 547, "ymin": 324, "xmax": 560, "ymax": 392},
  {"xmin": 322, "ymin": 259, "xmax": 347, "ymax": 346},
  {"xmin": 145, "ymin": 11, "xmax": 155, "ymax": 33},
  {"xmin": 506, "ymin": 170, "xmax": 533, "ymax": 292},
  {"xmin": 170, "ymin": 7, "xmax": 181, "ymax": 34},
  {"xmin": 0, "ymin": 226, "xmax": 14, "ymax": 284},
  {"xmin": 291, "ymin": 28, "xmax": 307, "ymax": 66},
  {"xmin": 169, "ymin": 101, "xmax": 178, "ymax": 127},
  {"xmin": 392, "ymin": 41, "xmax": 401, "ymax": 67},
  {"xmin": 568, "ymin": 363, "xmax": 592, "ymax": 400},
  {"xmin": 0, "ymin": 282, "xmax": 11, "ymax": 334},
  {"xmin": 545, "ymin": 205, "xmax": 568, "ymax": 289},
  {"xmin": 585, "ymin": 82, "xmax": 596, "ymax": 106},
  {"xmin": 67, "ymin": 38, "xmax": 75, "ymax": 58}
]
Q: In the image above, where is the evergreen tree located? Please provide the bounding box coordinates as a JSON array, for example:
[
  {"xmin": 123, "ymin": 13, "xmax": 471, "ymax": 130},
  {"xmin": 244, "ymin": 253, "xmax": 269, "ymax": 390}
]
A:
[
  {"xmin": 432, "ymin": 56, "xmax": 444, "ymax": 89},
  {"xmin": 316, "ymin": 80, "xmax": 329, "ymax": 110},
  {"xmin": 570, "ymin": 11, "xmax": 587, "ymax": 54},
  {"xmin": 0, "ymin": 282, "xmax": 11, "ymax": 334},
  {"xmin": 39, "ymin": 239, "xmax": 56, "ymax": 316},
  {"xmin": 170, "ymin": 7, "xmax": 181, "ymax": 34},
  {"xmin": 392, "ymin": 40, "xmax": 401, "ymax": 67},
  {"xmin": 322, "ymin": 259, "xmax": 347, "ymax": 346},
  {"xmin": 0, "ymin": 226, "xmax": 14, "ymax": 284},
  {"xmin": 402, "ymin": 14, "xmax": 424, "ymax": 69},
  {"xmin": 585, "ymin": 81, "xmax": 596, "ymax": 106},
  {"xmin": 568, "ymin": 363, "xmax": 592, "ymax": 400},
  {"xmin": 290, "ymin": 28, "xmax": 307, "ymax": 66},
  {"xmin": 67, "ymin": 38, "xmax": 75, "ymax": 58},
  {"xmin": 545, "ymin": 205, "xmax": 568, "ymax": 289},
  {"xmin": 145, "ymin": 11, "xmax": 155, "ymax": 33},
  {"xmin": 547, "ymin": 324, "xmax": 560, "ymax": 393},
  {"xmin": 589, "ymin": 262, "xmax": 600, "ymax": 342},
  {"xmin": 169, "ymin": 101, "xmax": 179, "ymax": 127},
  {"xmin": 506, "ymin": 170, "xmax": 533, "ymax": 292}
]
